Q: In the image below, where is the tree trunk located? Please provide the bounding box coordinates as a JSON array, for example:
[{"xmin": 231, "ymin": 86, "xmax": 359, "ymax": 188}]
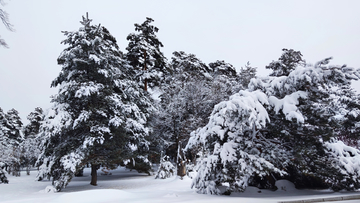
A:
[
  {"xmin": 176, "ymin": 141, "xmax": 186, "ymax": 178},
  {"xmin": 143, "ymin": 49, "xmax": 148, "ymax": 92},
  {"xmin": 90, "ymin": 164, "xmax": 98, "ymax": 186},
  {"xmin": 26, "ymin": 165, "xmax": 30, "ymax": 175}
]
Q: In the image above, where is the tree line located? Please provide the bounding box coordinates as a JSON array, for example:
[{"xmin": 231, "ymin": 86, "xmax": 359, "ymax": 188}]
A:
[{"xmin": 1, "ymin": 13, "xmax": 360, "ymax": 195}]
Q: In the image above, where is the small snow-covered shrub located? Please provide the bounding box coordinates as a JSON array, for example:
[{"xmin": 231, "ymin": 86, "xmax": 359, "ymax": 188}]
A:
[
  {"xmin": 155, "ymin": 155, "xmax": 176, "ymax": 179},
  {"xmin": 45, "ymin": 185, "xmax": 57, "ymax": 193},
  {"xmin": 325, "ymin": 139, "xmax": 360, "ymax": 191},
  {"xmin": 126, "ymin": 156, "xmax": 152, "ymax": 175},
  {"xmin": 0, "ymin": 162, "xmax": 9, "ymax": 184}
]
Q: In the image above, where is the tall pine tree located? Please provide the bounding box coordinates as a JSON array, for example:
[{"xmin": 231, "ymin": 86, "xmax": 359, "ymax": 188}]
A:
[
  {"xmin": 36, "ymin": 13, "xmax": 152, "ymax": 191},
  {"xmin": 126, "ymin": 17, "xmax": 168, "ymax": 91}
]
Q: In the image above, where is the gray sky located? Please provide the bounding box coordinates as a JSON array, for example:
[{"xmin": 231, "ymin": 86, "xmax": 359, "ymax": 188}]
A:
[{"xmin": 1, "ymin": 0, "xmax": 360, "ymax": 122}]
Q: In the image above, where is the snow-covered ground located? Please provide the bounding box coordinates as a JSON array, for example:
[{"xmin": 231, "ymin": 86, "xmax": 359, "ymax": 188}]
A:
[{"xmin": 1, "ymin": 167, "xmax": 360, "ymax": 203}]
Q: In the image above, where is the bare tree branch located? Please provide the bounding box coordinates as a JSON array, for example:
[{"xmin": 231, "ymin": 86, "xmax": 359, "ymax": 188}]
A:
[{"xmin": 0, "ymin": 0, "xmax": 14, "ymax": 48}]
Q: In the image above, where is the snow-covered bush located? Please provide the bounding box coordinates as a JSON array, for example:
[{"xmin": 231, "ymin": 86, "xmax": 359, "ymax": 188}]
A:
[{"xmin": 155, "ymin": 155, "xmax": 176, "ymax": 179}]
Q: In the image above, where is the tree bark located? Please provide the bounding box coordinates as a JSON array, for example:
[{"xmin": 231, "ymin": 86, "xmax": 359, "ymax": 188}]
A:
[
  {"xmin": 90, "ymin": 164, "xmax": 98, "ymax": 186},
  {"xmin": 143, "ymin": 50, "xmax": 148, "ymax": 92},
  {"xmin": 176, "ymin": 141, "xmax": 186, "ymax": 178}
]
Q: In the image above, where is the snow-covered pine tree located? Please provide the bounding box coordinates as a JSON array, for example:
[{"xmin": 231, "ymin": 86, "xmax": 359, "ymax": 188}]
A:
[
  {"xmin": 155, "ymin": 155, "xmax": 176, "ymax": 179},
  {"xmin": 0, "ymin": 107, "xmax": 9, "ymax": 183},
  {"xmin": 1, "ymin": 108, "xmax": 23, "ymax": 177},
  {"xmin": 21, "ymin": 107, "xmax": 44, "ymax": 175},
  {"xmin": 238, "ymin": 62, "xmax": 257, "ymax": 89},
  {"xmin": 126, "ymin": 17, "xmax": 168, "ymax": 91},
  {"xmin": 36, "ymin": 13, "xmax": 153, "ymax": 191},
  {"xmin": 208, "ymin": 60, "xmax": 242, "ymax": 103},
  {"xmin": 250, "ymin": 57, "xmax": 360, "ymax": 190},
  {"xmin": 266, "ymin": 48, "xmax": 306, "ymax": 77},
  {"xmin": 24, "ymin": 107, "xmax": 44, "ymax": 139},
  {"xmin": 5, "ymin": 108, "xmax": 22, "ymax": 146},
  {"xmin": 186, "ymin": 90, "xmax": 287, "ymax": 195},
  {"xmin": 330, "ymin": 85, "xmax": 360, "ymax": 147},
  {"xmin": 187, "ymin": 52, "xmax": 360, "ymax": 194}
]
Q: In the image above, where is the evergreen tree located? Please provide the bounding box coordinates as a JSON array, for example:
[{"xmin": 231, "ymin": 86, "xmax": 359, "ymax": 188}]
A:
[
  {"xmin": 21, "ymin": 107, "xmax": 44, "ymax": 175},
  {"xmin": 266, "ymin": 48, "xmax": 305, "ymax": 77},
  {"xmin": 0, "ymin": 108, "xmax": 23, "ymax": 176},
  {"xmin": 5, "ymin": 108, "xmax": 22, "ymax": 145},
  {"xmin": 186, "ymin": 90, "xmax": 287, "ymax": 194},
  {"xmin": 24, "ymin": 107, "xmax": 44, "ymax": 138},
  {"xmin": 187, "ymin": 52, "xmax": 360, "ymax": 194},
  {"xmin": 155, "ymin": 155, "xmax": 176, "ymax": 179},
  {"xmin": 126, "ymin": 17, "xmax": 168, "ymax": 91},
  {"xmin": 330, "ymin": 85, "xmax": 360, "ymax": 147},
  {"xmin": 0, "ymin": 108, "xmax": 9, "ymax": 182},
  {"xmin": 239, "ymin": 62, "xmax": 257, "ymax": 89},
  {"xmin": 36, "ymin": 13, "xmax": 152, "ymax": 191}
]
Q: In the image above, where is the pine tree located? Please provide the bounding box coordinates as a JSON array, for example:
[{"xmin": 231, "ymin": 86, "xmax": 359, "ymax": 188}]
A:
[
  {"xmin": 239, "ymin": 62, "xmax": 257, "ymax": 89},
  {"xmin": 0, "ymin": 107, "xmax": 9, "ymax": 182},
  {"xmin": 266, "ymin": 48, "xmax": 305, "ymax": 77},
  {"xmin": 24, "ymin": 107, "xmax": 44, "ymax": 138},
  {"xmin": 21, "ymin": 107, "xmax": 44, "ymax": 175},
  {"xmin": 0, "ymin": 108, "xmax": 23, "ymax": 176},
  {"xmin": 186, "ymin": 90, "xmax": 287, "ymax": 194},
  {"xmin": 330, "ymin": 85, "xmax": 360, "ymax": 147},
  {"xmin": 187, "ymin": 51, "xmax": 360, "ymax": 194},
  {"xmin": 36, "ymin": 13, "xmax": 152, "ymax": 191},
  {"xmin": 251, "ymin": 57, "xmax": 360, "ymax": 190},
  {"xmin": 155, "ymin": 154, "xmax": 176, "ymax": 179},
  {"xmin": 126, "ymin": 17, "xmax": 168, "ymax": 91},
  {"xmin": 5, "ymin": 108, "xmax": 22, "ymax": 145}
]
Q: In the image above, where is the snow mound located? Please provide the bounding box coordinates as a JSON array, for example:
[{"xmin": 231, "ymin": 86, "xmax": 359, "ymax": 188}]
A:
[
  {"xmin": 44, "ymin": 185, "xmax": 57, "ymax": 193},
  {"xmin": 54, "ymin": 189, "xmax": 134, "ymax": 203},
  {"xmin": 275, "ymin": 180, "xmax": 296, "ymax": 192}
]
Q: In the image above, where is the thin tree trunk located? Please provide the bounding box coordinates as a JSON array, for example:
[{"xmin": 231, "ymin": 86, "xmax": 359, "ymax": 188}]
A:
[
  {"xmin": 177, "ymin": 141, "xmax": 186, "ymax": 178},
  {"xmin": 26, "ymin": 165, "xmax": 30, "ymax": 175},
  {"xmin": 90, "ymin": 164, "xmax": 98, "ymax": 186},
  {"xmin": 143, "ymin": 50, "xmax": 148, "ymax": 92}
]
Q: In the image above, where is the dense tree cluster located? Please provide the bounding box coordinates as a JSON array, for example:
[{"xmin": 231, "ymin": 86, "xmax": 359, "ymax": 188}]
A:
[
  {"xmin": 186, "ymin": 50, "xmax": 360, "ymax": 194},
  {"xmin": 1, "ymin": 14, "xmax": 360, "ymax": 196}
]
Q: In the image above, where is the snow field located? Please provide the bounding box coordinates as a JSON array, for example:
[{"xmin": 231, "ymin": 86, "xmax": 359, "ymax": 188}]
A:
[{"xmin": 1, "ymin": 167, "xmax": 360, "ymax": 203}]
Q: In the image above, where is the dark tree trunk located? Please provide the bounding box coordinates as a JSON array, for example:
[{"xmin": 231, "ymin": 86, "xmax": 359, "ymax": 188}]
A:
[
  {"xmin": 90, "ymin": 164, "xmax": 99, "ymax": 186},
  {"xmin": 176, "ymin": 141, "xmax": 186, "ymax": 178},
  {"xmin": 26, "ymin": 165, "xmax": 30, "ymax": 175},
  {"xmin": 143, "ymin": 50, "xmax": 148, "ymax": 92}
]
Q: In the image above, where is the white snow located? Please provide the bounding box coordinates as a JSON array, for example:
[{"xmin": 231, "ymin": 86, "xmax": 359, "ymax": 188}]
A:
[
  {"xmin": 1, "ymin": 167, "xmax": 360, "ymax": 203},
  {"xmin": 268, "ymin": 91, "xmax": 307, "ymax": 123}
]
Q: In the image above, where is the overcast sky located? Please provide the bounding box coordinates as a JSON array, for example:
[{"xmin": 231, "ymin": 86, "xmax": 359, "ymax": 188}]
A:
[{"xmin": 1, "ymin": 0, "xmax": 360, "ymax": 122}]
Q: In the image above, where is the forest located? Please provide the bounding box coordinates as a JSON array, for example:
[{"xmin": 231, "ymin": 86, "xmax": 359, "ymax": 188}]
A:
[{"xmin": 1, "ymin": 13, "xmax": 360, "ymax": 196}]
